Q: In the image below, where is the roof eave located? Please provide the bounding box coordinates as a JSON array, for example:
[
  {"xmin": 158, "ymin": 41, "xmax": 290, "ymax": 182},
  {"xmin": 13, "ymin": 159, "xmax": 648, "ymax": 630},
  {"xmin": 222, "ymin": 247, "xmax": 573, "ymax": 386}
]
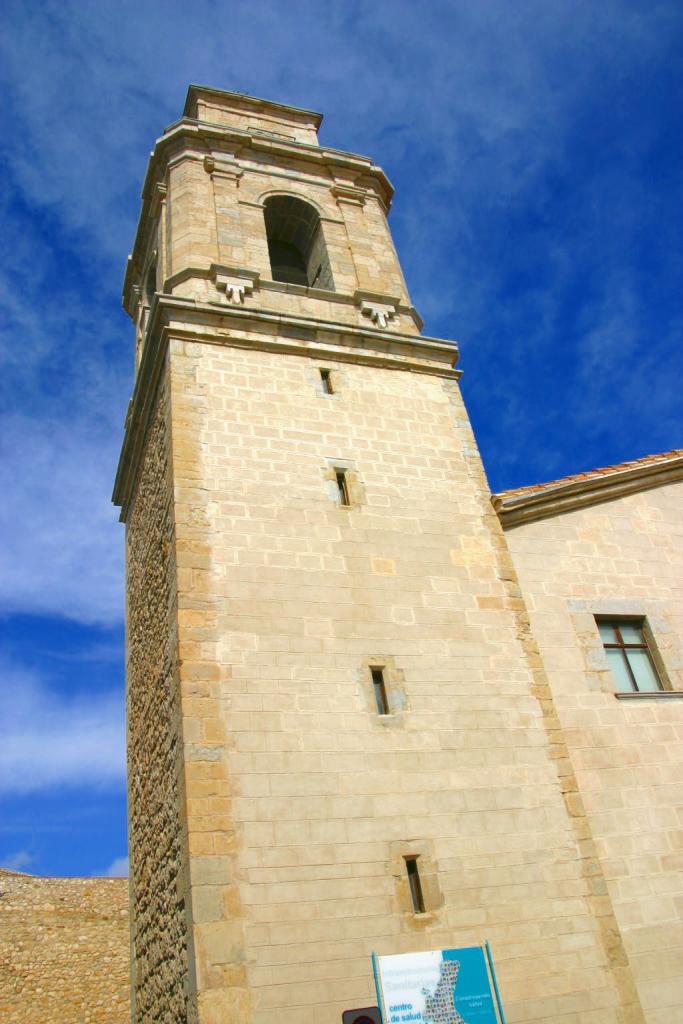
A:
[{"xmin": 494, "ymin": 454, "xmax": 683, "ymax": 529}]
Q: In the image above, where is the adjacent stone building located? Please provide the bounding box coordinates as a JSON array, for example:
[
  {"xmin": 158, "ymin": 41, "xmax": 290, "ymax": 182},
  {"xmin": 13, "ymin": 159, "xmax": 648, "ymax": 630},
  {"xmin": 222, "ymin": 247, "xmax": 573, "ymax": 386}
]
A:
[
  {"xmin": 110, "ymin": 85, "xmax": 682, "ymax": 1024},
  {"xmin": 495, "ymin": 451, "xmax": 683, "ymax": 1024}
]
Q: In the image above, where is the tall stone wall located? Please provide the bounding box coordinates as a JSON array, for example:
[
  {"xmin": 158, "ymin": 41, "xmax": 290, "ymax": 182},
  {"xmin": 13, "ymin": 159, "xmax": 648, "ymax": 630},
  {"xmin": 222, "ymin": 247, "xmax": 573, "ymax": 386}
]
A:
[
  {"xmin": 0, "ymin": 871, "xmax": 129, "ymax": 1023},
  {"xmin": 504, "ymin": 482, "xmax": 683, "ymax": 1024},
  {"xmin": 125, "ymin": 360, "xmax": 191, "ymax": 1021},
  {"xmin": 167, "ymin": 337, "xmax": 643, "ymax": 1024}
]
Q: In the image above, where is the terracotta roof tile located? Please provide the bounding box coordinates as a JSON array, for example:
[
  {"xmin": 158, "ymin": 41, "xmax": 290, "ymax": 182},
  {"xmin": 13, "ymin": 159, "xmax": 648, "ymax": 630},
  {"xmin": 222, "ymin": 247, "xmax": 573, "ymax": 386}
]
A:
[{"xmin": 497, "ymin": 449, "xmax": 683, "ymax": 500}]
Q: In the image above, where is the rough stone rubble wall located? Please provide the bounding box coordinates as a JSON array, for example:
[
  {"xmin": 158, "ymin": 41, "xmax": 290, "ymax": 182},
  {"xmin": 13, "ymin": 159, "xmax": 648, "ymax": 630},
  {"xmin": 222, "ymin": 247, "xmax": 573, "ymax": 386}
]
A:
[
  {"xmin": 125, "ymin": 360, "xmax": 191, "ymax": 1021},
  {"xmin": 0, "ymin": 871, "xmax": 129, "ymax": 1023}
]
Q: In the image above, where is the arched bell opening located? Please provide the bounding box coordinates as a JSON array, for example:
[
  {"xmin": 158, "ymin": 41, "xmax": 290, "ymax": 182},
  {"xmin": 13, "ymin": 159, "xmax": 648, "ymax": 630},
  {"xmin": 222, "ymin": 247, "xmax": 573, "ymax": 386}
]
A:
[{"xmin": 264, "ymin": 195, "xmax": 334, "ymax": 290}]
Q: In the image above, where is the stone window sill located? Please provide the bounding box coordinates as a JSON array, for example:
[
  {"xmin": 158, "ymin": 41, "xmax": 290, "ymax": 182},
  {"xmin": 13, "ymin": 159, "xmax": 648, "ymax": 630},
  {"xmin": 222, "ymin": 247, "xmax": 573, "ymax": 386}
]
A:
[{"xmin": 615, "ymin": 691, "xmax": 683, "ymax": 700}]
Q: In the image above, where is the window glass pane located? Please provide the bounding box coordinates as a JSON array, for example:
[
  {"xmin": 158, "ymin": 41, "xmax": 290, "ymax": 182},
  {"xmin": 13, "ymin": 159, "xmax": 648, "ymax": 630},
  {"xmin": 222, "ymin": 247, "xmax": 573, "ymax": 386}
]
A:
[
  {"xmin": 598, "ymin": 622, "xmax": 617, "ymax": 644},
  {"xmin": 618, "ymin": 622, "xmax": 644, "ymax": 645},
  {"xmin": 606, "ymin": 649, "xmax": 635, "ymax": 692},
  {"xmin": 627, "ymin": 649, "xmax": 662, "ymax": 692}
]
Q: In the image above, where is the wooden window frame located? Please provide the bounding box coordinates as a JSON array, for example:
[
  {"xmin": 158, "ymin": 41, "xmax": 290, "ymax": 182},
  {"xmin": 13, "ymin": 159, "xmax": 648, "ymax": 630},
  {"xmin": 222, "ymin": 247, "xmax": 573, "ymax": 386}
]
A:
[{"xmin": 597, "ymin": 617, "xmax": 663, "ymax": 693}]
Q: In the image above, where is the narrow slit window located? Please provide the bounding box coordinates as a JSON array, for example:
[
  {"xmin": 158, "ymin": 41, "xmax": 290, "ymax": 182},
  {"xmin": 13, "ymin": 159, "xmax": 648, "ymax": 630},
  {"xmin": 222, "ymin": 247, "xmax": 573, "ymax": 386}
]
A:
[
  {"xmin": 336, "ymin": 469, "xmax": 350, "ymax": 506},
  {"xmin": 405, "ymin": 856, "xmax": 425, "ymax": 914},
  {"xmin": 320, "ymin": 368, "xmax": 333, "ymax": 394},
  {"xmin": 371, "ymin": 667, "xmax": 389, "ymax": 715}
]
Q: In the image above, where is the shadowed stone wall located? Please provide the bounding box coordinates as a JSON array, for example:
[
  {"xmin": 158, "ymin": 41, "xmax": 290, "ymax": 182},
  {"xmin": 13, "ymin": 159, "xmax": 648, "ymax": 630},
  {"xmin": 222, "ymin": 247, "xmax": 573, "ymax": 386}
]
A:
[{"xmin": 125, "ymin": 361, "xmax": 192, "ymax": 1021}]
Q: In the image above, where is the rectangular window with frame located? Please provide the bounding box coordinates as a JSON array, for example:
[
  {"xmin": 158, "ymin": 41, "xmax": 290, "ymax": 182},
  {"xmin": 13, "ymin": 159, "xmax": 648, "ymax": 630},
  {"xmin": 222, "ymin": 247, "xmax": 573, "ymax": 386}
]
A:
[
  {"xmin": 597, "ymin": 618, "xmax": 664, "ymax": 693},
  {"xmin": 320, "ymin": 368, "xmax": 333, "ymax": 394},
  {"xmin": 405, "ymin": 856, "xmax": 425, "ymax": 914}
]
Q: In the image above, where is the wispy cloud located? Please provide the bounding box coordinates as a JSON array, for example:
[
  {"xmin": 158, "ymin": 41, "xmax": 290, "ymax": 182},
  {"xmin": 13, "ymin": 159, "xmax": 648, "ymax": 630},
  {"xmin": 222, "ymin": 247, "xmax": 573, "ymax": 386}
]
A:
[
  {"xmin": 0, "ymin": 416, "xmax": 123, "ymax": 624},
  {"xmin": 102, "ymin": 855, "xmax": 129, "ymax": 878},
  {"xmin": 0, "ymin": 659, "xmax": 125, "ymax": 795},
  {"xmin": 0, "ymin": 0, "xmax": 680, "ymax": 628},
  {"xmin": 0, "ymin": 849, "xmax": 34, "ymax": 872},
  {"xmin": 0, "ymin": 0, "xmax": 680, "ymax": 879}
]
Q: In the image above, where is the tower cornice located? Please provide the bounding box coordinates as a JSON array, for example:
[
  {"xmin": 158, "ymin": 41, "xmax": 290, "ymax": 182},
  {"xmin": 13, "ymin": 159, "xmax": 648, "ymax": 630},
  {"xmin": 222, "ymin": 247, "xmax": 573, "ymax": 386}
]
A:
[
  {"xmin": 493, "ymin": 450, "xmax": 683, "ymax": 528},
  {"xmin": 113, "ymin": 296, "xmax": 460, "ymax": 521},
  {"xmin": 183, "ymin": 84, "xmax": 324, "ymax": 131}
]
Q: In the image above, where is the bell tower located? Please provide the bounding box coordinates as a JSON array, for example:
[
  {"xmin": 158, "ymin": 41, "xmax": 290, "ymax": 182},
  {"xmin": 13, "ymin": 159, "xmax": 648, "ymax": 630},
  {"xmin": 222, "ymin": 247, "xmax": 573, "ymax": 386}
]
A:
[{"xmin": 114, "ymin": 87, "xmax": 644, "ymax": 1024}]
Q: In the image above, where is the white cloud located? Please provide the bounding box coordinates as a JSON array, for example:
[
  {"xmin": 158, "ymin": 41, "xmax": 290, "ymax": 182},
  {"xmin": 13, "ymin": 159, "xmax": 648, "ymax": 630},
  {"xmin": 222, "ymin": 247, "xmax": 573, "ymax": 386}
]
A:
[
  {"xmin": 0, "ymin": 659, "xmax": 125, "ymax": 795},
  {"xmin": 0, "ymin": 0, "xmax": 679, "ymax": 611},
  {"xmin": 0, "ymin": 849, "xmax": 34, "ymax": 872},
  {"xmin": 0, "ymin": 187, "xmax": 128, "ymax": 626},
  {"xmin": 102, "ymin": 855, "xmax": 129, "ymax": 877},
  {"xmin": 0, "ymin": 415, "xmax": 123, "ymax": 625},
  {"xmin": 0, "ymin": 0, "xmax": 659, "ymax": 269}
]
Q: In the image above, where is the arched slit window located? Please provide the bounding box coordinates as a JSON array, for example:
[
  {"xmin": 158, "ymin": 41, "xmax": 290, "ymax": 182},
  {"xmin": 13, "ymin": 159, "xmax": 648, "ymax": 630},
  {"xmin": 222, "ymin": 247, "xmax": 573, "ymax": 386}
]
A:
[{"xmin": 264, "ymin": 196, "xmax": 334, "ymax": 291}]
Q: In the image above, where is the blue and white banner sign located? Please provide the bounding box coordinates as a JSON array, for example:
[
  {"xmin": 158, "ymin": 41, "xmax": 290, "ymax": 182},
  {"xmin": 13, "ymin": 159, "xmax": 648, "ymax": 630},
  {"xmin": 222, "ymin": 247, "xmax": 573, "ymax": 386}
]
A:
[{"xmin": 373, "ymin": 946, "xmax": 504, "ymax": 1024}]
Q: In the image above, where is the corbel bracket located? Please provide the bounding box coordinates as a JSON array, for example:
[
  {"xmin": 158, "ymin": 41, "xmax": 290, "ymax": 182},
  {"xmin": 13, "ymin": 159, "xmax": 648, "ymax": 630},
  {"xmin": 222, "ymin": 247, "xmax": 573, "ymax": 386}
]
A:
[
  {"xmin": 204, "ymin": 154, "xmax": 243, "ymax": 185},
  {"xmin": 149, "ymin": 183, "xmax": 167, "ymax": 218},
  {"xmin": 211, "ymin": 265, "xmax": 259, "ymax": 305},
  {"xmin": 331, "ymin": 183, "xmax": 367, "ymax": 206},
  {"xmin": 356, "ymin": 290, "xmax": 400, "ymax": 330}
]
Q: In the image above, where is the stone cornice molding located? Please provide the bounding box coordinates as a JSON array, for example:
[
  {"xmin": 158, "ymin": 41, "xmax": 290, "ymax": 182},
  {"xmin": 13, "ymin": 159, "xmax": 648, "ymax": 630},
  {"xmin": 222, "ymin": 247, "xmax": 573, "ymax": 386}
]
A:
[
  {"xmin": 113, "ymin": 295, "xmax": 459, "ymax": 521},
  {"xmin": 162, "ymin": 266, "xmax": 424, "ymax": 331},
  {"xmin": 183, "ymin": 84, "xmax": 324, "ymax": 131},
  {"xmin": 493, "ymin": 454, "xmax": 683, "ymax": 529}
]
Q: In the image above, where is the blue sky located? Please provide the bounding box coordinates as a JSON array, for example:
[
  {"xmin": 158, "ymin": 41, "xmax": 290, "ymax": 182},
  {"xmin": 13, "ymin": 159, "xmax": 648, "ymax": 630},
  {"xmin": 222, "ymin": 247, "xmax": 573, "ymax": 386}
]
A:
[{"xmin": 1, "ymin": 0, "xmax": 681, "ymax": 876}]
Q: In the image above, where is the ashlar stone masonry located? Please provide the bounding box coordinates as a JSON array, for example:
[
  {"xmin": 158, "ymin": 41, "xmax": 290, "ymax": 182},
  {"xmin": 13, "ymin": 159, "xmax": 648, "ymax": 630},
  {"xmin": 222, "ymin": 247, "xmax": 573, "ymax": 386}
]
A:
[{"xmin": 110, "ymin": 87, "xmax": 681, "ymax": 1024}]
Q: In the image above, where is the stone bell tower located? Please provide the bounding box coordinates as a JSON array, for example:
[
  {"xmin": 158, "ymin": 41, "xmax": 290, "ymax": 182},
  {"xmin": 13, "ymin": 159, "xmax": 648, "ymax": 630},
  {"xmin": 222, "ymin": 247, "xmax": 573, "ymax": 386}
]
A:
[{"xmin": 114, "ymin": 87, "xmax": 644, "ymax": 1024}]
